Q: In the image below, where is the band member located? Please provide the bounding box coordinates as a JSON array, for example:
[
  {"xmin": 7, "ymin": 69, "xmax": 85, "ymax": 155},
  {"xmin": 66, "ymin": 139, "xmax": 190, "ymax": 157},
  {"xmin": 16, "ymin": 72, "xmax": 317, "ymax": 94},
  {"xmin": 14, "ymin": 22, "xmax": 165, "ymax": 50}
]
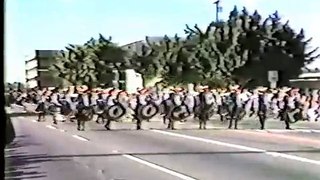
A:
[
  {"xmin": 227, "ymin": 85, "xmax": 243, "ymax": 129},
  {"xmin": 103, "ymin": 89, "xmax": 122, "ymax": 130},
  {"xmin": 164, "ymin": 88, "xmax": 185, "ymax": 130},
  {"xmin": 35, "ymin": 94, "xmax": 47, "ymax": 122},
  {"xmin": 278, "ymin": 87, "xmax": 293, "ymax": 129},
  {"xmin": 134, "ymin": 88, "xmax": 149, "ymax": 130},
  {"xmin": 75, "ymin": 86, "xmax": 93, "ymax": 131},
  {"xmin": 95, "ymin": 90, "xmax": 107, "ymax": 124},
  {"xmin": 50, "ymin": 89, "xmax": 62, "ymax": 124},
  {"xmin": 198, "ymin": 86, "xmax": 215, "ymax": 129},
  {"xmin": 256, "ymin": 87, "xmax": 268, "ymax": 130},
  {"xmin": 245, "ymin": 88, "xmax": 259, "ymax": 118}
]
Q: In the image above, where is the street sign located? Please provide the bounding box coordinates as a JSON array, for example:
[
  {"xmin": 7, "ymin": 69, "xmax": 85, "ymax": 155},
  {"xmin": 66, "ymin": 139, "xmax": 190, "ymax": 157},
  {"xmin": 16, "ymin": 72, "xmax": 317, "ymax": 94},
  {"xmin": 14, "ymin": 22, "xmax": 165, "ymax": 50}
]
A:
[{"xmin": 268, "ymin": 71, "xmax": 278, "ymax": 82}]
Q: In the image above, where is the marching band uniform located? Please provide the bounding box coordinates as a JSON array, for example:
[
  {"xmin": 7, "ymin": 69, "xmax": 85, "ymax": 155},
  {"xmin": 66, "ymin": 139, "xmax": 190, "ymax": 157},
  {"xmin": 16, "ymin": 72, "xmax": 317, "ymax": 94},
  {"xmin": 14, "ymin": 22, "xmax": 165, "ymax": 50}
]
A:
[
  {"xmin": 95, "ymin": 93, "xmax": 106, "ymax": 123},
  {"xmin": 50, "ymin": 92, "xmax": 62, "ymax": 124},
  {"xmin": 134, "ymin": 89, "xmax": 149, "ymax": 130},
  {"xmin": 227, "ymin": 90, "xmax": 243, "ymax": 129},
  {"xmin": 8, "ymin": 85, "xmax": 320, "ymax": 131},
  {"xmin": 35, "ymin": 95, "xmax": 47, "ymax": 122},
  {"xmin": 198, "ymin": 89, "xmax": 215, "ymax": 129},
  {"xmin": 257, "ymin": 88, "xmax": 268, "ymax": 130}
]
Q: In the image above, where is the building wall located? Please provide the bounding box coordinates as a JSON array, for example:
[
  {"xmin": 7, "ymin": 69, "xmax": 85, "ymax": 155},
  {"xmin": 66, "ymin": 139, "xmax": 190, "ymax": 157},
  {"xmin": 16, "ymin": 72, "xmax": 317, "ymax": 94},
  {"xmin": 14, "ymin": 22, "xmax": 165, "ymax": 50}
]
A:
[
  {"xmin": 290, "ymin": 70, "xmax": 320, "ymax": 88},
  {"xmin": 25, "ymin": 50, "xmax": 64, "ymax": 88},
  {"xmin": 121, "ymin": 40, "xmax": 146, "ymax": 57},
  {"xmin": 290, "ymin": 80, "xmax": 320, "ymax": 89},
  {"xmin": 26, "ymin": 79, "xmax": 38, "ymax": 88},
  {"xmin": 25, "ymin": 59, "xmax": 37, "ymax": 70},
  {"xmin": 26, "ymin": 68, "xmax": 38, "ymax": 80}
]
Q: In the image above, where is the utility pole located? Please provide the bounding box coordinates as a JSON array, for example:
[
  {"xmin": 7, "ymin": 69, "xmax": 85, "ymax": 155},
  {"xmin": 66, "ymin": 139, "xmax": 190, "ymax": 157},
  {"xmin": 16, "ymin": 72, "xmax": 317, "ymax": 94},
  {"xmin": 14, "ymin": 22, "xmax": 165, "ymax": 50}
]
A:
[{"xmin": 213, "ymin": 0, "xmax": 222, "ymax": 22}]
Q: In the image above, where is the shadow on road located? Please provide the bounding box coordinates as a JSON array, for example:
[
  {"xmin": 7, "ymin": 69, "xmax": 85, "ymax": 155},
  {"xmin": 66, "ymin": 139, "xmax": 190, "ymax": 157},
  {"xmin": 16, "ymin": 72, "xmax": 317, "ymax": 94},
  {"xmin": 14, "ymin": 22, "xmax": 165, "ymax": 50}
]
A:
[
  {"xmin": 8, "ymin": 113, "xmax": 37, "ymax": 118},
  {"xmin": 10, "ymin": 149, "xmax": 319, "ymax": 160},
  {"xmin": 5, "ymin": 135, "xmax": 70, "ymax": 180}
]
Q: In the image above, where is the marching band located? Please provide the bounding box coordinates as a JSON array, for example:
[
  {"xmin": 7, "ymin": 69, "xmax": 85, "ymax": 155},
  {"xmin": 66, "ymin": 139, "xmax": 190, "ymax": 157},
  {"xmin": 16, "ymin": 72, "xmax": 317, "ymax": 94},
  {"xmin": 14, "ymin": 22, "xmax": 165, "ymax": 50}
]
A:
[{"xmin": 7, "ymin": 84, "xmax": 320, "ymax": 131}]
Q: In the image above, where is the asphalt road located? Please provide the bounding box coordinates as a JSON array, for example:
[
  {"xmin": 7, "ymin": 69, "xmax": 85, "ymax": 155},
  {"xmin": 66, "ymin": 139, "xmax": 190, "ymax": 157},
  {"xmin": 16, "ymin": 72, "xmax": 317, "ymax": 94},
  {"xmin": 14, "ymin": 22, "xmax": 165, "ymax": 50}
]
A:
[{"xmin": 5, "ymin": 106, "xmax": 320, "ymax": 180}]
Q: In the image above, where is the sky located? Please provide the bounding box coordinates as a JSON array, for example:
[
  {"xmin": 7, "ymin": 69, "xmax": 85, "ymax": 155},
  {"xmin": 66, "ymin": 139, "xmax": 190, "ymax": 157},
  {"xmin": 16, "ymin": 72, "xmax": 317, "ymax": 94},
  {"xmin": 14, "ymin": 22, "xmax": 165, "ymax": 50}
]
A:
[{"xmin": 5, "ymin": 0, "xmax": 320, "ymax": 83}]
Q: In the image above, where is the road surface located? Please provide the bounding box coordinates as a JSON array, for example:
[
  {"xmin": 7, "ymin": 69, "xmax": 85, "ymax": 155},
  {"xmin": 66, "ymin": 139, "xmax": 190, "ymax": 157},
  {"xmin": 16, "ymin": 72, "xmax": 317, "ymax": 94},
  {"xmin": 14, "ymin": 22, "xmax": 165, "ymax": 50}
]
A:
[{"xmin": 5, "ymin": 106, "xmax": 320, "ymax": 180}]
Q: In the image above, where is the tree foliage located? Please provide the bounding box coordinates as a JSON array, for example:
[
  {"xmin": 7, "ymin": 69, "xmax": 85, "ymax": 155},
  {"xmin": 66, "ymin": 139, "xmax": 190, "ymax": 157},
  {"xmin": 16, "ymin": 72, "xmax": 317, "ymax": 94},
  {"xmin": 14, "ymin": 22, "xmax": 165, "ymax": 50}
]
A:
[
  {"xmin": 51, "ymin": 34, "xmax": 129, "ymax": 87},
  {"xmin": 51, "ymin": 6, "xmax": 319, "ymax": 88},
  {"xmin": 230, "ymin": 8, "xmax": 320, "ymax": 86}
]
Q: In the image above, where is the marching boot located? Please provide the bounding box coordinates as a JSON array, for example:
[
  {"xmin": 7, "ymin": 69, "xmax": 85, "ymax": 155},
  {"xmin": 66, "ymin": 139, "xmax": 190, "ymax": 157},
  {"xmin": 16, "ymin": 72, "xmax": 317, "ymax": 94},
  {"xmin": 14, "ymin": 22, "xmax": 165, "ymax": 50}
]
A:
[
  {"xmin": 199, "ymin": 121, "xmax": 203, "ymax": 129},
  {"xmin": 170, "ymin": 123, "xmax": 176, "ymax": 130},
  {"xmin": 167, "ymin": 119, "xmax": 175, "ymax": 130},
  {"xmin": 81, "ymin": 121, "xmax": 85, "ymax": 131},
  {"xmin": 96, "ymin": 114, "xmax": 104, "ymax": 124},
  {"xmin": 136, "ymin": 119, "xmax": 142, "ymax": 130},
  {"xmin": 167, "ymin": 123, "xmax": 171, "ymax": 129},
  {"xmin": 37, "ymin": 114, "xmax": 40, "ymax": 122},
  {"xmin": 258, "ymin": 114, "xmax": 266, "ymax": 130},
  {"xmin": 163, "ymin": 116, "xmax": 167, "ymax": 124},
  {"xmin": 285, "ymin": 121, "xmax": 291, "ymax": 130},
  {"xmin": 77, "ymin": 120, "xmax": 81, "ymax": 131},
  {"xmin": 105, "ymin": 120, "xmax": 111, "ymax": 130},
  {"xmin": 42, "ymin": 114, "xmax": 46, "ymax": 122},
  {"xmin": 284, "ymin": 114, "xmax": 292, "ymax": 130},
  {"xmin": 53, "ymin": 113, "xmax": 58, "ymax": 124},
  {"xmin": 220, "ymin": 114, "xmax": 224, "ymax": 122},
  {"xmin": 96, "ymin": 116, "xmax": 101, "ymax": 124},
  {"xmin": 228, "ymin": 116, "xmax": 233, "ymax": 129},
  {"xmin": 234, "ymin": 117, "xmax": 239, "ymax": 130},
  {"xmin": 228, "ymin": 118, "xmax": 233, "ymax": 129},
  {"xmin": 37, "ymin": 113, "xmax": 43, "ymax": 122},
  {"xmin": 167, "ymin": 119, "xmax": 171, "ymax": 129},
  {"xmin": 203, "ymin": 120, "xmax": 207, "ymax": 130},
  {"xmin": 69, "ymin": 114, "xmax": 74, "ymax": 122},
  {"xmin": 69, "ymin": 113, "xmax": 74, "ymax": 122}
]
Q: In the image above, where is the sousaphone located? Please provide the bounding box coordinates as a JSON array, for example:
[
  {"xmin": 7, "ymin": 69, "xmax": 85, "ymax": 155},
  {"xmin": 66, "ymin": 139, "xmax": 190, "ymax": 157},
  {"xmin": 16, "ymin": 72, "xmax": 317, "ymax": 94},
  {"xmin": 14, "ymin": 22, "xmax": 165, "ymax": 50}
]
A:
[{"xmin": 105, "ymin": 103, "xmax": 126, "ymax": 121}]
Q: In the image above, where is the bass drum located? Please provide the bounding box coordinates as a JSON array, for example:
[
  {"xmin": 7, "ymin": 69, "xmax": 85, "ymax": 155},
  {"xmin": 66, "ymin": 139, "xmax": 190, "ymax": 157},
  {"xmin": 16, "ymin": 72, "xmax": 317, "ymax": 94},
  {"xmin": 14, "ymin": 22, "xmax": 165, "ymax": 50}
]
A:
[
  {"xmin": 93, "ymin": 105, "xmax": 104, "ymax": 115},
  {"xmin": 47, "ymin": 105, "xmax": 60, "ymax": 115},
  {"xmin": 171, "ymin": 105, "xmax": 191, "ymax": 121},
  {"xmin": 76, "ymin": 107, "xmax": 94, "ymax": 121},
  {"xmin": 137, "ymin": 102, "xmax": 159, "ymax": 120},
  {"xmin": 105, "ymin": 103, "xmax": 126, "ymax": 121}
]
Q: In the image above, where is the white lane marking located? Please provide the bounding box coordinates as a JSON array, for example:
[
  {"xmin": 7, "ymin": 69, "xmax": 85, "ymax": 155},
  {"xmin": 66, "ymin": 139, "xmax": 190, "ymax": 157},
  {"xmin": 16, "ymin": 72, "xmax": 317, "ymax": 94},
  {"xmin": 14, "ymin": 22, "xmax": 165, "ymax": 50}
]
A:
[
  {"xmin": 265, "ymin": 152, "xmax": 320, "ymax": 164},
  {"xmin": 151, "ymin": 130, "xmax": 320, "ymax": 165},
  {"xmin": 268, "ymin": 129, "xmax": 313, "ymax": 133},
  {"xmin": 295, "ymin": 130, "xmax": 313, "ymax": 133},
  {"xmin": 112, "ymin": 150, "xmax": 119, "ymax": 153},
  {"xmin": 189, "ymin": 125, "xmax": 225, "ymax": 129},
  {"xmin": 59, "ymin": 129, "xmax": 66, "ymax": 132},
  {"xmin": 122, "ymin": 154, "xmax": 196, "ymax": 180},
  {"xmin": 72, "ymin": 135, "xmax": 89, "ymax": 142},
  {"xmin": 46, "ymin": 125, "xmax": 57, "ymax": 130},
  {"xmin": 254, "ymin": 129, "xmax": 320, "ymax": 133},
  {"xmin": 32, "ymin": 120, "xmax": 37, "ymax": 123}
]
